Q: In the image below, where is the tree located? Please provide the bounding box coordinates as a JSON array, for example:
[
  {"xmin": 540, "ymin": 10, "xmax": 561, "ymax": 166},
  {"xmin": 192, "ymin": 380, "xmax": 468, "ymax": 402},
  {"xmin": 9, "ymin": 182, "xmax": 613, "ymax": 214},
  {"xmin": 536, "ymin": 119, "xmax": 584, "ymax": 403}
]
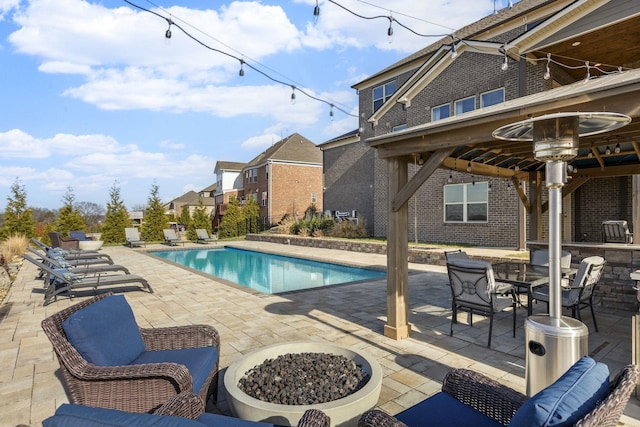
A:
[
  {"xmin": 244, "ymin": 197, "xmax": 260, "ymax": 234},
  {"xmin": 187, "ymin": 198, "xmax": 211, "ymax": 240},
  {"xmin": 219, "ymin": 197, "xmax": 244, "ymax": 238},
  {"xmin": 141, "ymin": 182, "xmax": 168, "ymax": 241},
  {"xmin": 54, "ymin": 187, "xmax": 86, "ymax": 237},
  {"xmin": 76, "ymin": 201, "xmax": 106, "ymax": 232},
  {"xmin": 1, "ymin": 178, "xmax": 36, "ymax": 239},
  {"xmin": 179, "ymin": 206, "xmax": 192, "ymax": 229},
  {"xmin": 101, "ymin": 181, "xmax": 131, "ymax": 244}
]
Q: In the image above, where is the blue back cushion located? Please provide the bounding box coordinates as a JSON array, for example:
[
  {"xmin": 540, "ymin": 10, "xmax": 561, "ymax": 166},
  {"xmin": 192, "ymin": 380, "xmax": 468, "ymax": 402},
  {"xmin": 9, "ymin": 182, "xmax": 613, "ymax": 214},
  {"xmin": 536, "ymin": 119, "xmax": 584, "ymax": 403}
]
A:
[
  {"xmin": 509, "ymin": 356, "xmax": 610, "ymax": 427},
  {"xmin": 62, "ymin": 295, "xmax": 146, "ymax": 366},
  {"xmin": 44, "ymin": 404, "xmax": 203, "ymax": 426}
]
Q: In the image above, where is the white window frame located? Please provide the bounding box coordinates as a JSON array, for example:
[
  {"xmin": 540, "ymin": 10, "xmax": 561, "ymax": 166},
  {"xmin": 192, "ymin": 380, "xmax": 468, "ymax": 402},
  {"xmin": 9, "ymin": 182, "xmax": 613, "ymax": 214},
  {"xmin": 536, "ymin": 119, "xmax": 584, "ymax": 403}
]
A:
[
  {"xmin": 311, "ymin": 192, "xmax": 317, "ymax": 203},
  {"xmin": 480, "ymin": 87, "xmax": 505, "ymax": 108},
  {"xmin": 372, "ymin": 81, "xmax": 396, "ymax": 112},
  {"xmin": 443, "ymin": 182, "xmax": 488, "ymax": 223},
  {"xmin": 454, "ymin": 96, "xmax": 476, "ymax": 115},
  {"xmin": 431, "ymin": 103, "xmax": 451, "ymax": 121}
]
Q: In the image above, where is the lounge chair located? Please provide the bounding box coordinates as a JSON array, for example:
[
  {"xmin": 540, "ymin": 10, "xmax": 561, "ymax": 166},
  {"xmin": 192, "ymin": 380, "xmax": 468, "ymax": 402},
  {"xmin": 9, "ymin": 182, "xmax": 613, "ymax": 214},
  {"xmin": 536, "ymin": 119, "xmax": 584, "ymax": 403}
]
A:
[
  {"xmin": 27, "ymin": 247, "xmax": 130, "ymax": 283},
  {"xmin": 164, "ymin": 228, "xmax": 187, "ymax": 246},
  {"xmin": 196, "ymin": 229, "xmax": 217, "ymax": 244},
  {"xmin": 41, "ymin": 293, "xmax": 219, "ymax": 413},
  {"xmin": 23, "ymin": 254, "xmax": 152, "ymax": 305},
  {"xmin": 125, "ymin": 227, "xmax": 146, "ymax": 247},
  {"xmin": 602, "ymin": 220, "xmax": 633, "ymax": 244},
  {"xmin": 358, "ymin": 357, "xmax": 639, "ymax": 427},
  {"xmin": 32, "ymin": 238, "xmax": 113, "ymax": 263}
]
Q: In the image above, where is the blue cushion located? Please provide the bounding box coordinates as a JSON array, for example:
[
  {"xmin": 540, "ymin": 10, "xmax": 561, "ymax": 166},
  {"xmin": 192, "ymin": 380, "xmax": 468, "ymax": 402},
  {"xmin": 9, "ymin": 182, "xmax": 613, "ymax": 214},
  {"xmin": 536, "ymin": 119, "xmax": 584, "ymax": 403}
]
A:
[
  {"xmin": 509, "ymin": 356, "xmax": 610, "ymax": 427},
  {"xmin": 62, "ymin": 295, "xmax": 146, "ymax": 366},
  {"xmin": 43, "ymin": 403, "xmax": 204, "ymax": 426},
  {"xmin": 132, "ymin": 347, "xmax": 218, "ymax": 395},
  {"xmin": 197, "ymin": 413, "xmax": 276, "ymax": 426},
  {"xmin": 395, "ymin": 392, "xmax": 503, "ymax": 427}
]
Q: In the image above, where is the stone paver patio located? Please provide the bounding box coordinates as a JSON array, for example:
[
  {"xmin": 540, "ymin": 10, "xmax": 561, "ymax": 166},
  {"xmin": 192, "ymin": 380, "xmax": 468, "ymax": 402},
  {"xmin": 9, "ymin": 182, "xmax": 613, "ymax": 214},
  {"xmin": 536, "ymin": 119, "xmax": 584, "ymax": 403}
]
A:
[{"xmin": 1, "ymin": 240, "xmax": 639, "ymax": 426}]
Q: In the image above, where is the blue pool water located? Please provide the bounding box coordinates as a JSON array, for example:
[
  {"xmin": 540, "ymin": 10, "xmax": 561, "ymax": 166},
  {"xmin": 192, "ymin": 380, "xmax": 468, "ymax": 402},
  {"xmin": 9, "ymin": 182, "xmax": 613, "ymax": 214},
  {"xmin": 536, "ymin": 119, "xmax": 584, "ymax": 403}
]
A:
[{"xmin": 151, "ymin": 247, "xmax": 386, "ymax": 293}]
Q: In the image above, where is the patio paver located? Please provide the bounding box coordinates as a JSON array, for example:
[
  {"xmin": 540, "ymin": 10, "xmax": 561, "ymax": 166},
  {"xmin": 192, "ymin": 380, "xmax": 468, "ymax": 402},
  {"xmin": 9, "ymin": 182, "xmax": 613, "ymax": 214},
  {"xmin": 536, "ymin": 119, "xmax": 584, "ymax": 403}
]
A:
[{"xmin": 1, "ymin": 240, "xmax": 639, "ymax": 426}]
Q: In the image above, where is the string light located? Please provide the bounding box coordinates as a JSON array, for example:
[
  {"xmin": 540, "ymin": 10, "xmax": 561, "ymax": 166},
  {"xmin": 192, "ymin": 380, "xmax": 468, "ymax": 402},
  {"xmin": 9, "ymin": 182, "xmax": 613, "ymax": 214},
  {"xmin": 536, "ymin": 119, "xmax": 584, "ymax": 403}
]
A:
[
  {"xmin": 313, "ymin": 0, "xmax": 320, "ymax": 18},
  {"xmin": 290, "ymin": 86, "xmax": 296, "ymax": 104},
  {"xmin": 165, "ymin": 18, "xmax": 172, "ymax": 39},
  {"xmin": 584, "ymin": 61, "xmax": 590, "ymax": 82},
  {"xmin": 329, "ymin": 104, "xmax": 334, "ymax": 121},
  {"xmin": 124, "ymin": 0, "xmax": 357, "ymax": 118},
  {"xmin": 614, "ymin": 143, "xmax": 621, "ymax": 153},
  {"xmin": 451, "ymin": 41, "xmax": 458, "ymax": 59},
  {"xmin": 543, "ymin": 53, "xmax": 551, "ymax": 80},
  {"xmin": 466, "ymin": 161, "xmax": 471, "ymax": 172},
  {"xmin": 501, "ymin": 52, "xmax": 508, "ymax": 71},
  {"xmin": 605, "ymin": 146, "xmax": 611, "ymax": 155},
  {"xmin": 387, "ymin": 16, "xmax": 394, "ymax": 43}
]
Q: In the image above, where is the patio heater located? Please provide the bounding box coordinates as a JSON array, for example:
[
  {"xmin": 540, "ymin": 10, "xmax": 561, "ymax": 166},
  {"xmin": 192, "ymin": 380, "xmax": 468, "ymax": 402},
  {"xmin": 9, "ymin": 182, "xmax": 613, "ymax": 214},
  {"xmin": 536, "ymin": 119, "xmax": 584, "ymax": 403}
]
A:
[{"xmin": 493, "ymin": 111, "xmax": 631, "ymax": 396}]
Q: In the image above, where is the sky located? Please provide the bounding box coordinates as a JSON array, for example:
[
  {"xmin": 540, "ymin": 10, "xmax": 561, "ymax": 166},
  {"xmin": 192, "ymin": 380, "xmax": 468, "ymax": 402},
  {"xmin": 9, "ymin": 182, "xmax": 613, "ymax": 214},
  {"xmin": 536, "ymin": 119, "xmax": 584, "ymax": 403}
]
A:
[{"xmin": 0, "ymin": 0, "xmax": 518, "ymax": 211}]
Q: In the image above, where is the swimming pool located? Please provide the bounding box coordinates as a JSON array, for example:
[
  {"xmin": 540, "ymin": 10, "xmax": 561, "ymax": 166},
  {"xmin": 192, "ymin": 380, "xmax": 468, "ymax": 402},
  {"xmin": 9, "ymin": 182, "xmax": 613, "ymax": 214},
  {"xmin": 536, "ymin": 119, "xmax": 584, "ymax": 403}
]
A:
[{"xmin": 151, "ymin": 247, "xmax": 386, "ymax": 294}]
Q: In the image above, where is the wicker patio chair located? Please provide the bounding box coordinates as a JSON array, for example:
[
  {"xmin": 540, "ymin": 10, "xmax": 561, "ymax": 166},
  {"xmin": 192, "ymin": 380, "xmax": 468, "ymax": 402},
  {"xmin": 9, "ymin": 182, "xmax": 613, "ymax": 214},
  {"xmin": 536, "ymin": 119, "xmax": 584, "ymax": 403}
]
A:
[
  {"xmin": 49, "ymin": 232, "xmax": 81, "ymax": 250},
  {"xmin": 41, "ymin": 292, "xmax": 220, "ymax": 414},
  {"xmin": 358, "ymin": 363, "xmax": 639, "ymax": 427}
]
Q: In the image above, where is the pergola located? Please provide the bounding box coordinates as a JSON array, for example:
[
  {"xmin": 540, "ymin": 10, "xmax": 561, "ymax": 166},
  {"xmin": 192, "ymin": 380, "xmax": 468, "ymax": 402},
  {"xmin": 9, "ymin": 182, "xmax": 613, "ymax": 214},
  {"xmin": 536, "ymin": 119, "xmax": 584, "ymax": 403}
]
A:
[{"xmin": 368, "ymin": 68, "xmax": 640, "ymax": 340}]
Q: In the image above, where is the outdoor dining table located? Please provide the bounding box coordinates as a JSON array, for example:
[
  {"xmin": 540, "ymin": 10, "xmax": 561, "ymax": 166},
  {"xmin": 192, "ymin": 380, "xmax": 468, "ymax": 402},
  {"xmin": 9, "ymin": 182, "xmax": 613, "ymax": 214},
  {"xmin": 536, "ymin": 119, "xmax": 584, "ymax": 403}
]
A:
[{"xmin": 492, "ymin": 261, "xmax": 578, "ymax": 316}]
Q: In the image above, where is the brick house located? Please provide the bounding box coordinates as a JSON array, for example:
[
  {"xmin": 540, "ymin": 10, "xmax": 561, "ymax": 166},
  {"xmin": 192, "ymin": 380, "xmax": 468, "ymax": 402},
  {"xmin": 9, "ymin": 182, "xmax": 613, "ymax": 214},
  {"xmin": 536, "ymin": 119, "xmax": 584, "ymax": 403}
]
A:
[
  {"xmin": 212, "ymin": 161, "xmax": 246, "ymax": 231},
  {"xmin": 243, "ymin": 133, "xmax": 323, "ymax": 227},
  {"xmin": 322, "ymin": 0, "xmax": 639, "ymax": 249}
]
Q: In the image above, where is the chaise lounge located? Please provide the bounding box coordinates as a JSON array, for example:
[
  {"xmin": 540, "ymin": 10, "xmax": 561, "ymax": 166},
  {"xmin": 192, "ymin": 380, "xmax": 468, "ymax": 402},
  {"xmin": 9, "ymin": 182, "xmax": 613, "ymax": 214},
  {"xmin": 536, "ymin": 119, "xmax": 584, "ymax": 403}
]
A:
[
  {"xmin": 196, "ymin": 229, "xmax": 218, "ymax": 244},
  {"xmin": 125, "ymin": 227, "xmax": 146, "ymax": 247},
  {"xmin": 164, "ymin": 228, "xmax": 187, "ymax": 246},
  {"xmin": 24, "ymin": 254, "xmax": 152, "ymax": 305}
]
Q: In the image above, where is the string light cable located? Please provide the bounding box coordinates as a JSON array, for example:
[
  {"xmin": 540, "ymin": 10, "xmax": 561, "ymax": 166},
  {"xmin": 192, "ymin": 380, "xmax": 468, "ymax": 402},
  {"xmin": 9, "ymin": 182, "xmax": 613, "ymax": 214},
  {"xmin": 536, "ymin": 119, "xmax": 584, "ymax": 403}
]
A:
[{"xmin": 123, "ymin": 0, "xmax": 357, "ymax": 118}]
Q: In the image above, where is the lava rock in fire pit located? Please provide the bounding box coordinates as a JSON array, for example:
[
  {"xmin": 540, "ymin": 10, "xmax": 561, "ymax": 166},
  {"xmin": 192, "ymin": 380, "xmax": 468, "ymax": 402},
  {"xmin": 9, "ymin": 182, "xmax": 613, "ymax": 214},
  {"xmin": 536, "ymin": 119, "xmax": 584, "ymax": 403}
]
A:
[{"xmin": 238, "ymin": 352, "xmax": 370, "ymax": 405}]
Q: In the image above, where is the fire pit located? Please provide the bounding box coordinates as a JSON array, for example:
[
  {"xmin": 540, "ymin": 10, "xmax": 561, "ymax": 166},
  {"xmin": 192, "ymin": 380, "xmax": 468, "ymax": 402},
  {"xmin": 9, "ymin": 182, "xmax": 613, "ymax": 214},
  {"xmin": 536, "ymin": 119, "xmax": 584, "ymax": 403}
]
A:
[{"xmin": 224, "ymin": 341, "xmax": 382, "ymax": 427}]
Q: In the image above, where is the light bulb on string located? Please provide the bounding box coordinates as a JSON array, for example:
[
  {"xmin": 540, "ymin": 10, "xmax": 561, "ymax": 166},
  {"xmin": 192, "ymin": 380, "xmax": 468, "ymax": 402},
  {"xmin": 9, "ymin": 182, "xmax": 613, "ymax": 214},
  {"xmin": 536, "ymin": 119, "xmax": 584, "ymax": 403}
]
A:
[
  {"xmin": 466, "ymin": 161, "xmax": 471, "ymax": 172},
  {"xmin": 290, "ymin": 86, "xmax": 296, "ymax": 105},
  {"xmin": 543, "ymin": 53, "xmax": 551, "ymax": 80},
  {"xmin": 239, "ymin": 60, "xmax": 245, "ymax": 77},
  {"xmin": 614, "ymin": 143, "xmax": 620, "ymax": 153},
  {"xmin": 451, "ymin": 43, "xmax": 458, "ymax": 59},
  {"xmin": 584, "ymin": 61, "xmax": 590, "ymax": 82},
  {"xmin": 313, "ymin": 0, "xmax": 320, "ymax": 18},
  {"xmin": 605, "ymin": 146, "xmax": 611, "ymax": 155},
  {"xmin": 329, "ymin": 105, "xmax": 334, "ymax": 121},
  {"xmin": 165, "ymin": 21, "xmax": 172, "ymax": 39},
  {"xmin": 387, "ymin": 16, "xmax": 394, "ymax": 43},
  {"xmin": 501, "ymin": 50, "xmax": 508, "ymax": 71}
]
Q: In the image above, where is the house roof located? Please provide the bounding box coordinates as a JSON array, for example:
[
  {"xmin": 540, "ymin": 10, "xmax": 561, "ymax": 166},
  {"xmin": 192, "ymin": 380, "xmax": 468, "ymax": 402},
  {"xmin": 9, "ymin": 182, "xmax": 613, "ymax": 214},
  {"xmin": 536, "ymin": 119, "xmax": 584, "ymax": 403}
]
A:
[
  {"xmin": 353, "ymin": 0, "xmax": 562, "ymax": 90},
  {"xmin": 214, "ymin": 161, "xmax": 246, "ymax": 173},
  {"xmin": 318, "ymin": 129, "xmax": 360, "ymax": 150},
  {"xmin": 200, "ymin": 182, "xmax": 217, "ymax": 192},
  {"xmin": 245, "ymin": 132, "xmax": 322, "ymax": 168}
]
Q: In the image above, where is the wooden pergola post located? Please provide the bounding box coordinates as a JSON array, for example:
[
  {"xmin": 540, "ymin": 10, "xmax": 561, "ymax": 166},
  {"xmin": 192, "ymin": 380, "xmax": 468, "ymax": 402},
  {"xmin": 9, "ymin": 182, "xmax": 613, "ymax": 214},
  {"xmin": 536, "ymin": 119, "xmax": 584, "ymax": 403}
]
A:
[{"xmin": 384, "ymin": 157, "xmax": 411, "ymax": 340}]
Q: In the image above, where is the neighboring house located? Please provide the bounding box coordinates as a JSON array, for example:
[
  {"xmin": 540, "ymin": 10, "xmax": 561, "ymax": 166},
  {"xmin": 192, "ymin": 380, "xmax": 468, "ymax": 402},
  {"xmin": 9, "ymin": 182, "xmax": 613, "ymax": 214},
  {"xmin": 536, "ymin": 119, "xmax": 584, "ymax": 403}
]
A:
[
  {"xmin": 243, "ymin": 133, "xmax": 323, "ymax": 228},
  {"xmin": 165, "ymin": 187, "xmax": 216, "ymax": 222},
  {"xmin": 319, "ymin": 129, "xmax": 370, "ymax": 229},
  {"xmin": 128, "ymin": 210, "xmax": 144, "ymax": 227},
  {"xmin": 198, "ymin": 183, "xmax": 217, "ymax": 199},
  {"xmin": 212, "ymin": 161, "xmax": 246, "ymax": 231},
  {"xmin": 322, "ymin": 0, "xmax": 639, "ymax": 247}
]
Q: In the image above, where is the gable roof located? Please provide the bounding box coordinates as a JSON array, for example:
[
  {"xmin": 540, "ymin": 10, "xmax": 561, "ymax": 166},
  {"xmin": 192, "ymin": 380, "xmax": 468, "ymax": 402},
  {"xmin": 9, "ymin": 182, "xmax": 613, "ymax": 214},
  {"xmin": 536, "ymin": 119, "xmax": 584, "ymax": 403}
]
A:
[
  {"xmin": 200, "ymin": 182, "xmax": 217, "ymax": 192},
  {"xmin": 245, "ymin": 132, "xmax": 321, "ymax": 168},
  {"xmin": 353, "ymin": 0, "xmax": 564, "ymax": 91},
  {"xmin": 214, "ymin": 161, "xmax": 246, "ymax": 174}
]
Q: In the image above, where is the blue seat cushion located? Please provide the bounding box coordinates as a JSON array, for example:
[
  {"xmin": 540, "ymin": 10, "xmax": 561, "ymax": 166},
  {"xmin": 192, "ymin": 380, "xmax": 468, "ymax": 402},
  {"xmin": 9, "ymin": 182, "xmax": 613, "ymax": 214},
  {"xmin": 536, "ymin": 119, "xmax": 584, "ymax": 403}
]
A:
[
  {"xmin": 132, "ymin": 346, "xmax": 218, "ymax": 395},
  {"xmin": 62, "ymin": 295, "xmax": 146, "ymax": 366},
  {"xmin": 395, "ymin": 392, "xmax": 503, "ymax": 427},
  {"xmin": 509, "ymin": 356, "xmax": 610, "ymax": 427},
  {"xmin": 43, "ymin": 403, "xmax": 205, "ymax": 426}
]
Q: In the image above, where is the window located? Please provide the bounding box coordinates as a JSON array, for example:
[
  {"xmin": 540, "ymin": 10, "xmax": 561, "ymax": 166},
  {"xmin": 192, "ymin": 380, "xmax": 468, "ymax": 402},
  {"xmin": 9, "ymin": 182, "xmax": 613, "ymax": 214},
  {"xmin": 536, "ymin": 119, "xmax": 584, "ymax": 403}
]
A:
[
  {"xmin": 455, "ymin": 96, "xmax": 475, "ymax": 115},
  {"xmin": 481, "ymin": 88, "xmax": 505, "ymax": 108},
  {"xmin": 373, "ymin": 81, "xmax": 396, "ymax": 112},
  {"xmin": 265, "ymin": 164, "xmax": 269, "ymax": 180},
  {"xmin": 393, "ymin": 124, "xmax": 408, "ymax": 132},
  {"xmin": 261, "ymin": 199, "xmax": 266, "ymax": 207},
  {"xmin": 253, "ymin": 168, "xmax": 258, "ymax": 182},
  {"xmin": 431, "ymin": 103, "xmax": 450, "ymax": 121},
  {"xmin": 311, "ymin": 192, "xmax": 317, "ymax": 203},
  {"xmin": 444, "ymin": 182, "xmax": 488, "ymax": 223}
]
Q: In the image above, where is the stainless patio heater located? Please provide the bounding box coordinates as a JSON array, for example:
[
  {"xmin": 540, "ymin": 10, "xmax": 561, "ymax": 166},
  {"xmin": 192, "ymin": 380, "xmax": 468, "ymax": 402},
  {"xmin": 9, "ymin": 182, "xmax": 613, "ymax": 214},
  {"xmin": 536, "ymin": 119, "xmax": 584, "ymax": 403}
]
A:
[{"xmin": 493, "ymin": 111, "xmax": 630, "ymax": 396}]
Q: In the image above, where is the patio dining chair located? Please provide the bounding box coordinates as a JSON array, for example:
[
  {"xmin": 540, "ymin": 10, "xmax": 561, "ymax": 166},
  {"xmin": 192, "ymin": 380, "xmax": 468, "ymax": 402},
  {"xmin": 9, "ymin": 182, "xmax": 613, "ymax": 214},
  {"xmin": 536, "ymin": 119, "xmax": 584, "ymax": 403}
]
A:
[
  {"xmin": 41, "ymin": 293, "xmax": 220, "ymax": 414},
  {"xmin": 446, "ymin": 258, "xmax": 516, "ymax": 347},
  {"xmin": 532, "ymin": 256, "xmax": 606, "ymax": 331}
]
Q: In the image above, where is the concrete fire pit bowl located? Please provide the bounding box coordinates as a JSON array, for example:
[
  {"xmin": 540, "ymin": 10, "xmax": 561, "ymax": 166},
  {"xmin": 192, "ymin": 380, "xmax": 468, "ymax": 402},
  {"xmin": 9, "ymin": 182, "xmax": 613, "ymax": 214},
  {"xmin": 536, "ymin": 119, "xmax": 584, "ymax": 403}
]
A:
[
  {"xmin": 224, "ymin": 341, "xmax": 382, "ymax": 427},
  {"xmin": 78, "ymin": 240, "xmax": 104, "ymax": 251}
]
